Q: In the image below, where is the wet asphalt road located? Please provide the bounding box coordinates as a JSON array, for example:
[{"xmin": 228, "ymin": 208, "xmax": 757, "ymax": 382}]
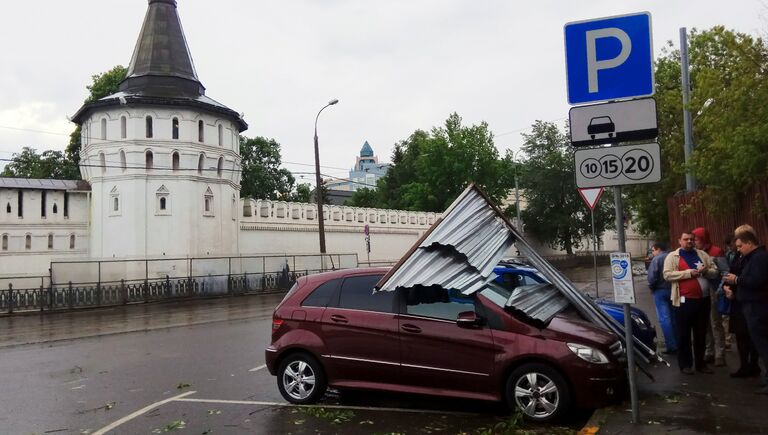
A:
[{"xmin": 0, "ymin": 279, "xmax": 599, "ymax": 434}]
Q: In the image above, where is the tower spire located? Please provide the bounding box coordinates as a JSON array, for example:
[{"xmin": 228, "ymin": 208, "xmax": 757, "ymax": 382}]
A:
[{"xmin": 119, "ymin": 0, "xmax": 205, "ymax": 96}]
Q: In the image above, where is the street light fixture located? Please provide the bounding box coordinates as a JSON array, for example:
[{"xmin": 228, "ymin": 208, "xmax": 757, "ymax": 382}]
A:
[{"xmin": 314, "ymin": 99, "xmax": 339, "ymax": 256}]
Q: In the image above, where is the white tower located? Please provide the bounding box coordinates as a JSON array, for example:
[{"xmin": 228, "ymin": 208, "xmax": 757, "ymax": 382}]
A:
[{"xmin": 71, "ymin": 0, "xmax": 248, "ymax": 259}]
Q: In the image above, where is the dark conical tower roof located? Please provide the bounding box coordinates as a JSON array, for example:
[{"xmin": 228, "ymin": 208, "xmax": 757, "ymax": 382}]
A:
[
  {"xmin": 71, "ymin": 0, "xmax": 247, "ymax": 131},
  {"xmin": 119, "ymin": 0, "xmax": 205, "ymax": 96}
]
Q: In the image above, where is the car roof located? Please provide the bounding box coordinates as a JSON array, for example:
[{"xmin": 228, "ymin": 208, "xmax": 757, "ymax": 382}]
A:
[{"xmin": 303, "ymin": 267, "xmax": 390, "ymax": 283}]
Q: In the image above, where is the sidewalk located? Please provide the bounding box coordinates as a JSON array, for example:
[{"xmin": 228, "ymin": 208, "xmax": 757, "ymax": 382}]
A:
[{"xmin": 569, "ymin": 267, "xmax": 768, "ymax": 434}]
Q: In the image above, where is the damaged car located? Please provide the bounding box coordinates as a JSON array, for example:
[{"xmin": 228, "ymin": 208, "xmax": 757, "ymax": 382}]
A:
[{"xmin": 265, "ymin": 267, "xmax": 626, "ymax": 422}]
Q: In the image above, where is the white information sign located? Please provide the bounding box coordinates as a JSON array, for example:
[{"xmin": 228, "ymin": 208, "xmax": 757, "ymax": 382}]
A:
[
  {"xmin": 610, "ymin": 252, "xmax": 636, "ymax": 303},
  {"xmin": 575, "ymin": 142, "xmax": 661, "ymax": 188},
  {"xmin": 569, "ymin": 98, "xmax": 658, "ymax": 147}
]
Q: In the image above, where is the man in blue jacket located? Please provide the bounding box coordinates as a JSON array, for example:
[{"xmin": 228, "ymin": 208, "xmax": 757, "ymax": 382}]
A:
[
  {"xmin": 724, "ymin": 230, "xmax": 768, "ymax": 394},
  {"xmin": 648, "ymin": 242, "xmax": 677, "ymax": 354}
]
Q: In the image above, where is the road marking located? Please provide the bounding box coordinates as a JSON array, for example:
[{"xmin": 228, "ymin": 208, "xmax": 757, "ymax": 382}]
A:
[
  {"xmin": 248, "ymin": 364, "xmax": 267, "ymax": 372},
  {"xmin": 173, "ymin": 397, "xmax": 478, "ymax": 415},
  {"xmin": 92, "ymin": 391, "xmax": 197, "ymax": 435}
]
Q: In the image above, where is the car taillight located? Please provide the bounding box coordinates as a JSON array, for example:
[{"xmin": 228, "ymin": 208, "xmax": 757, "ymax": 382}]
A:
[{"xmin": 272, "ymin": 317, "xmax": 284, "ymax": 331}]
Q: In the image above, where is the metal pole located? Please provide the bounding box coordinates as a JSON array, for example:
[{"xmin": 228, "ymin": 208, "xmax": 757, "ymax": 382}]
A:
[
  {"xmin": 313, "ymin": 100, "xmax": 338, "ymax": 257},
  {"xmin": 591, "ymin": 208, "xmax": 598, "ymax": 297},
  {"xmin": 680, "ymin": 27, "xmax": 697, "ymax": 192},
  {"xmin": 615, "ymin": 186, "xmax": 638, "ymax": 424},
  {"xmin": 515, "ymin": 172, "xmax": 521, "ymax": 232}
]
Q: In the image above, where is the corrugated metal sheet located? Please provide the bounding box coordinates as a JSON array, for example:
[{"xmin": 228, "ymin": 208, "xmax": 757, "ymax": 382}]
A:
[
  {"xmin": 376, "ymin": 184, "xmax": 662, "ymax": 367},
  {"xmin": 379, "ymin": 188, "xmax": 513, "ymax": 294},
  {"xmin": 502, "ymin": 283, "xmax": 571, "ymax": 326},
  {"xmin": 0, "ymin": 178, "xmax": 89, "ymax": 191}
]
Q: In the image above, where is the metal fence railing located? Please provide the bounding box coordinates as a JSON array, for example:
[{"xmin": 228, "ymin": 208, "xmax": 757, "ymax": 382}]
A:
[{"xmin": 1, "ymin": 253, "xmax": 358, "ymax": 315}]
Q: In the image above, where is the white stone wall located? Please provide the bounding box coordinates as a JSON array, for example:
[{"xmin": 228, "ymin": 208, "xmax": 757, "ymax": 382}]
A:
[
  {"xmin": 0, "ymin": 188, "xmax": 90, "ymax": 277},
  {"xmin": 80, "ymin": 106, "xmax": 241, "ymax": 259},
  {"xmin": 239, "ymin": 199, "xmax": 438, "ymax": 262}
]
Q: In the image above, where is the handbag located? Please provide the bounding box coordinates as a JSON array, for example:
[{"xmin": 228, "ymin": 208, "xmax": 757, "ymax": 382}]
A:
[{"xmin": 716, "ymin": 283, "xmax": 731, "ymax": 315}]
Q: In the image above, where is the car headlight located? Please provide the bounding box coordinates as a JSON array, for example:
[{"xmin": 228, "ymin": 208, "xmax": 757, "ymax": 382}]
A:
[{"xmin": 567, "ymin": 343, "xmax": 610, "ymax": 364}]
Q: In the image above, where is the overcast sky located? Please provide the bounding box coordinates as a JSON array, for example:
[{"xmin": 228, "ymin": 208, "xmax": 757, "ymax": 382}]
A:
[{"xmin": 0, "ymin": 0, "xmax": 764, "ymax": 183}]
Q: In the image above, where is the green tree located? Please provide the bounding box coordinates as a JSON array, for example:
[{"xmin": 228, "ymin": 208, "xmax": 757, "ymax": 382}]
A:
[
  {"xmin": 239, "ymin": 136, "xmax": 297, "ymax": 200},
  {"xmin": 66, "ymin": 65, "xmax": 128, "ymax": 167},
  {"xmin": 290, "ymin": 183, "xmax": 313, "ymax": 203},
  {"xmin": 625, "ymin": 27, "xmax": 768, "ymax": 240},
  {"xmin": 1, "ymin": 147, "xmax": 80, "ymax": 179},
  {"xmin": 345, "ymin": 187, "xmax": 379, "ymax": 207},
  {"xmin": 518, "ymin": 121, "xmax": 613, "ymax": 254},
  {"xmin": 376, "ymin": 113, "xmax": 513, "ymax": 212}
]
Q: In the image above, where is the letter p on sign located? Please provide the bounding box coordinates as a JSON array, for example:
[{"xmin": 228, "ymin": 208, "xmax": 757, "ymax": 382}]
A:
[{"xmin": 564, "ymin": 12, "xmax": 654, "ymax": 105}]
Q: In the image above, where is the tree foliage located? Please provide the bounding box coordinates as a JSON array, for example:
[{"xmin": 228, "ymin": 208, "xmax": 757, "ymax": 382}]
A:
[
  {"xmin": 239, "ymin": 136, "xmax": 299, "ymax": 200},
  {"xmin": 66, "ymin": 65, "xmax": 128, "ymax": 167},
  {"xmin": 625, "ymin": 27, "xmax": 768, "ymax": 240},
  {"xmin": 0, "ymin": 147, "xmax": 80, "ymax": 179},
  {"xmin": 518, "ymin": 121, "xmax": 614, "ymax": 254},
  {"xmin": 376, "ymin": 113, "xmax": 513, "ymax": 211},
  {"xmin": 345, "ymin": 187, "xmax": 378, "ymax": 207}
]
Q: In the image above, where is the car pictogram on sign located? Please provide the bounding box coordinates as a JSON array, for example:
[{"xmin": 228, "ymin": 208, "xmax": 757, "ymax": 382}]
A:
[{"xmin": 587, "ymin": 116, "xmax": 616, "ymax": 139}]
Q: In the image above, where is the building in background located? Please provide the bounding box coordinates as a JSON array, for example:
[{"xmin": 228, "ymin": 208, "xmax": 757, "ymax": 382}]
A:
[{"xmin": 325, "ymin": 141, "xmax": 390, "ymax": 192}]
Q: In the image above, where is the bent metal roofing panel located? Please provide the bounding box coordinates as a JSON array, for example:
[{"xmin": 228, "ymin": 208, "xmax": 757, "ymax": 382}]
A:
[{"xmin": 375, "ymin": 183, "xmax": 661, "ymax": 366}]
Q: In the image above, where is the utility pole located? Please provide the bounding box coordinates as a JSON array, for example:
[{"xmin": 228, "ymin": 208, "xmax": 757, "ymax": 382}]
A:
[{"xmin": 680, "ymin": 27, "xmax": 697, "ymax": 192}]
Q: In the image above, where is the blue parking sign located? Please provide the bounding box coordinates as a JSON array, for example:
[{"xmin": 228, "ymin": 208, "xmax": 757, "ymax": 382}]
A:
[{"xmin": 564, "ymin": 12, "xmax": 654, "ymax": 105}]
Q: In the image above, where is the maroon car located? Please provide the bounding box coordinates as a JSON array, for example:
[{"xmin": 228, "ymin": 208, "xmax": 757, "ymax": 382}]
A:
[{"xmin": 265, "ymin": 268, "xmax": 626, "ymax": 422}]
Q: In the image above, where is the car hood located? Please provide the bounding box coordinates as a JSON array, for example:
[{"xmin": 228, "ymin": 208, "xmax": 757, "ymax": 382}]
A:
[{"xmin": 544, "ymin": 312, "xmax": 617, "ymax": 347}]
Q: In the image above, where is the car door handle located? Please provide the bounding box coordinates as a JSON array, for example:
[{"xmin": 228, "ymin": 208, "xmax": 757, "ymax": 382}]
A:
[
  {"xmin": 401, "ymin": 324, "xmax": 421, "ymax": 333},
  {"xmin": 330, "ymin": 314, "xmax": 348, "ymax": 324}
]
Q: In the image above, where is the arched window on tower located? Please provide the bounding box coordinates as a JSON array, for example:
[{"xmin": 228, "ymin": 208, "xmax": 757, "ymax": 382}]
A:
[
  {"xmin": 25, "ymin": 234, "xmax": 31, "ymax": 250},
  {"xmin": 69, "ymin": 234, "xmax": 76, "ymax": 249},
  {"xmin": 218, "ymin": 124, "xmax": 223, "ymax": 146},
  {"xmin": 145, "ymin": 150, "xmax": 153, "ymax": 170},
  {"xmin": 120, "ymin": 116, "xmax": 127, "ymax": 139},
  {"xmin": 172, "ymin": 151, "xmax": 180, "ymax": 171},
  {"xmin": 99, "ymin": 152, "xmax": 106, "ymax": 174},
  {"xmin": 101, "ymin": 118, "xmax": 107, "ymax": 140},
  {"xmin": 1, "ymin": 234, "xmax": 8, "ymax": 251},
  {"xmin": 197, "ymin": 154, "xmax": 205, "ymax": 175},
  {"xmin": 120, "ymin": 150, "xmax": 127, "ymax": 172},
  {"xmin": 53, "ymin": 203, "xmax": 58, "ymax": 214},
  {"xmin": 5, "ymin": 203, "xmax": 10, "ymax": 214},
  {"xmin": 47, "ymin": 233, "xmax": 54, "ymax": 249},
  {"xmin": 203, "ymin": 187, "xmax": 214, "ymax": 216},
  {"xmin": 156, "ymin": 185, "xmax": 170, "ymax": 216},
  {"xmin": 217, "ymin": 157, "xmax": 224, "ymax": 177},
  {"xmin": 172, "ymin": 117, "xmax": 179, "ymax": 139},
  {"xmin": 145, "ymin": 116, "xmax": 153, "ymax": 138},
  {"xmin": 198, "ymin": 120, "xmax": 205, "ymax": 142}
]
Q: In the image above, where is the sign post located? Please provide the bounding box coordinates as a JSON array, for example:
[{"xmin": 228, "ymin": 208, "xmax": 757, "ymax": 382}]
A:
[
  {"xmin": 565, "ymin": 11, "xmax": 655, "ymax": 425},
  {"xmin": 364, "ymin": 224, "xmax": 371, "ymax": 264},
  {"xmin": 578, "ymin": 188, "xmax": 604, "ymax": 297}
]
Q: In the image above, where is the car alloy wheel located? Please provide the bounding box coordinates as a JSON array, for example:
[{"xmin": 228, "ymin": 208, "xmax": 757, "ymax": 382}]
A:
[
  {"xmin": 277, "ymin": 353, "xmax": 327, "ymax": 404},
  {"xmin": 507, "ymin": 363, "xmax": 570, "ymax": 422},
  {"xmin": 514, "ymin": 372, "xmax": 559, "ymax": 419}
]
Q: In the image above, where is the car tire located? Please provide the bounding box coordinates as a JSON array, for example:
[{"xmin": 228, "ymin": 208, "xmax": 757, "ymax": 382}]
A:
[
  {"xmin": 505, "ymin": 363, "xmax": 570, "ymax": 422},
  {"xmin": 277, "ymin": 353, "xmax": 327, "ymax": 404}
]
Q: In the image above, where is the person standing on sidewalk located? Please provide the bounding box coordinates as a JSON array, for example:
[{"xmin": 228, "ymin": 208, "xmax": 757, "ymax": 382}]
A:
[
  {"xmin": 723, "ymin": 236, "xmax": 761, "ymax": 379},
  {"xmin": 693, "ymin": 227, "xmax": 727, "ymax": 367},
  {"xmin": 724, "ymin": 230, "xmax": 768, "ymax": 394},
  {"xmin": 664, "ymin": 230, "xmax": 720, "ymax": 374},
  {"xmin": 647, "ymin": 242, "xmax": 677, "ymax": 354}
]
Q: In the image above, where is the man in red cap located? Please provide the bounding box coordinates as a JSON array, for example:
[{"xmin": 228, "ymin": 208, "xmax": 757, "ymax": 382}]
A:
[{"xmin": 693, "ymin": 227, "xmax": 727, "ymax": 367}]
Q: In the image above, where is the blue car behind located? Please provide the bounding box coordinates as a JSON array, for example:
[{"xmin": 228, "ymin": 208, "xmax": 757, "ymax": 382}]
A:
[{"xmin": 493, "ymin": 263, "xmax": 657, "ymax": 351}]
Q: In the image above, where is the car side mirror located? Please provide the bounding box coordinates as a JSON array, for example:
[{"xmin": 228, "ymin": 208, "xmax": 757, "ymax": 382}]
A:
[{"xmin": 456, "ymin": 311, "xmax": 483, "ymax": 328}]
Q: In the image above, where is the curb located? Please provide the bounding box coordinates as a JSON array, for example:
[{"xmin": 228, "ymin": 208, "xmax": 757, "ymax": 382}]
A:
[{"xmin": 578, "ymin": 405, "xmax": 615, "ymax": 435}]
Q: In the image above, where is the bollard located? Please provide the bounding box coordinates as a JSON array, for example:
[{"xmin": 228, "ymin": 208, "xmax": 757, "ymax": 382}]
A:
[
  {"xmin": 68, "ymin": 281, "xmax": 73, "ymax": 309},
  {"xmin": 8, "ymin": 284, "xmax": 13, "ymax": 315}
]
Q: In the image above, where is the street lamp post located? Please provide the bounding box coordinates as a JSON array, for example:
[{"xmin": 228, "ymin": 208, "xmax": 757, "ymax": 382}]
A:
[
  {"xmin": 512, "ymin": 150, "xmax": 523, "ymax": 233},
  {"xmin": 314, "ymin": 99, "xmax": 339, "ymax": 258}
]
